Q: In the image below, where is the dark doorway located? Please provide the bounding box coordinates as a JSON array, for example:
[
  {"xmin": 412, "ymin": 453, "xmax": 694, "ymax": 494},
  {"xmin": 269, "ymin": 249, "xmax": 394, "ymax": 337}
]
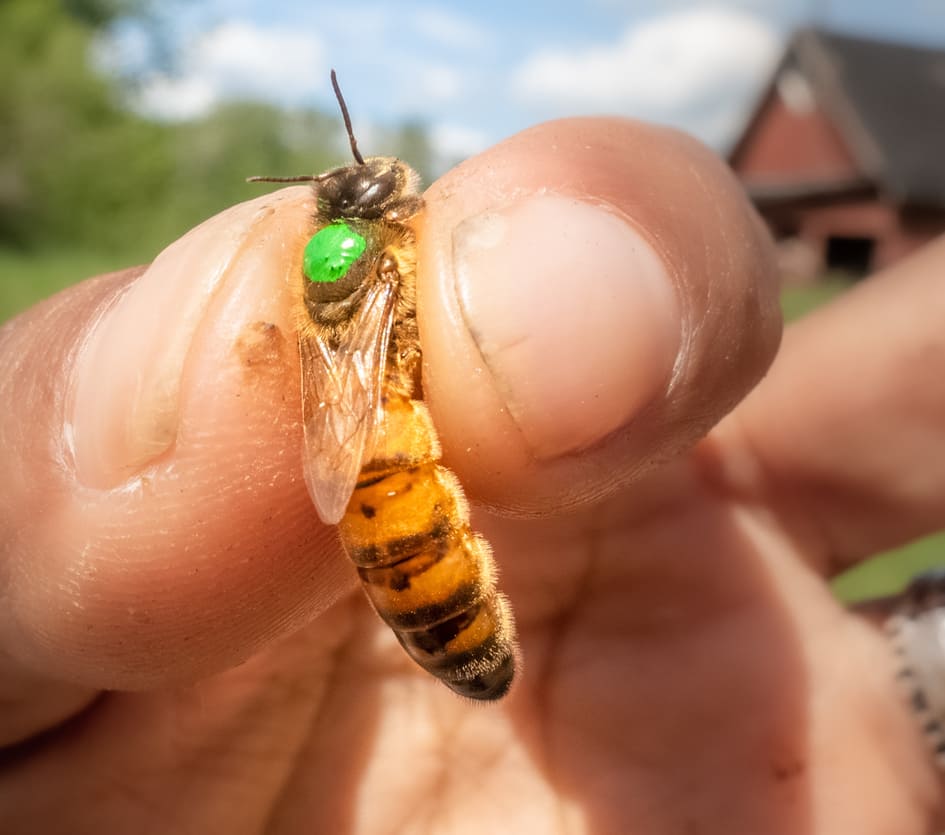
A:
[{"xmin": 825, "ymin": 235, "xmax": 875, "ymax": 277}]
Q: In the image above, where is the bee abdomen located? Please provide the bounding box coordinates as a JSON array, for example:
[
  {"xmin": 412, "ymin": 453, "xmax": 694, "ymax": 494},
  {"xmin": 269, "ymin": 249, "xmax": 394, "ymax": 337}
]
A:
[
  {"xmin": 340, "ymin": 452, "xmax": 515, "ymax": 700},
  {"xmin": 396, "ymin": 591, "xmax": 515, "ymax": 701},
  {"xmin": 356, "ymin": 530, "xmax": 483, "ymax": 630},
  {"xmin": 358, "ymin": 398, "xmax": 441, "ymax": 483},
  {"xmin": 344, "ymin": 464, "xmax": 454, "ymax": 568}
]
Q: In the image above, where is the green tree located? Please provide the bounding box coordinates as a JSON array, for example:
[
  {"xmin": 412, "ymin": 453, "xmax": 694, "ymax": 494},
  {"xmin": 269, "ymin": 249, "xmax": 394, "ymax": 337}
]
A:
[
  {"xmin": 387, "ymin": 120, "xmax": 436, "ymax": 188},
  {"xmin": 150, "ymin": 102, "xmax": 343, "ymax": 246},
  {"xmin": 62, "ymin": 0, "xmax": 142, "ymax": 27},
  {"xmin": 0, "ymin": 0, "xmax": 171, "ymax": 254},
  {"xmin": 0, "ymin": 0, "xmax": 440, "ymax": 279}
]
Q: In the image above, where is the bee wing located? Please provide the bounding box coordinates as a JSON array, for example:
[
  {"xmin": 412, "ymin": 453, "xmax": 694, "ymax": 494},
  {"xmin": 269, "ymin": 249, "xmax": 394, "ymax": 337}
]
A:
[{"xmin": 299, "ymin": 280, "xmax": 398, "ymax": 525}]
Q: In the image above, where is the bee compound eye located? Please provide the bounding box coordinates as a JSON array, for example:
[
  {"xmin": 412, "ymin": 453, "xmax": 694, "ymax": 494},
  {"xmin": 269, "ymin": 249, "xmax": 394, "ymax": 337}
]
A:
[{"xmin": 353, "ymin": 171, "xmax": 397, "ymax": 214}]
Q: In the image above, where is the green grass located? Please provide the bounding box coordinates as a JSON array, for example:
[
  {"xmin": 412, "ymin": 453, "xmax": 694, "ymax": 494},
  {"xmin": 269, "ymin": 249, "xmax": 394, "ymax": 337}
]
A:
[
  {"xmin": 834, "ymin": 531, "xmax": 945, "ymax": 602},
  {"xmin": 0, "ymin": 247, "xmax": 137, "ymax": 323},
  {"xmin": 780, "ymin": 276, "xmax": 853, "ymax": 321}
]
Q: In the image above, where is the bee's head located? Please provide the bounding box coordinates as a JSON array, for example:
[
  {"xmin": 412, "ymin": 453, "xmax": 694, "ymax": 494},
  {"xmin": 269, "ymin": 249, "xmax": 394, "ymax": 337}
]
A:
[{"xmin": 316, "ymin": 156, "xmax": 419, "ymax": 221}]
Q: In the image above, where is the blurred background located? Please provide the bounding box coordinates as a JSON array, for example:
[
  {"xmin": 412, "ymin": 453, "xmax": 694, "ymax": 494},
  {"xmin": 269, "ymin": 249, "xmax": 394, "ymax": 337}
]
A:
[{"xmin": 2, "ymin": 0, "xmax": 944, "ymax": 594}]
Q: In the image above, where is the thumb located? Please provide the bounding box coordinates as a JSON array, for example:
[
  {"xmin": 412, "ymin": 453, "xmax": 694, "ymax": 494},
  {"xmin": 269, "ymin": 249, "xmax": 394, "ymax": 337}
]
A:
[{"xmin": 418, "ymin": 118, "xmax": 781, "ymax": 514}]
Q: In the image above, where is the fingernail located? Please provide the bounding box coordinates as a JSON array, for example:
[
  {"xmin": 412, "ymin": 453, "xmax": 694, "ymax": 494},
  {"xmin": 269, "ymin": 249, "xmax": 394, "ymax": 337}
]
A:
[
  {"xmin": 69, "ymin": 192, "xmax": 301, "ymax": 487},
  {"xmin": 452, "ymin": 194, "xmax": 680, "ymax": 459}
]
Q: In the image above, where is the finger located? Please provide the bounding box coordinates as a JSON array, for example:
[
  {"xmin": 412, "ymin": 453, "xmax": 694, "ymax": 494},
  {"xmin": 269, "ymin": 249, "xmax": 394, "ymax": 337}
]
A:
[
  {"xmin": 0, "ymin": 190, "xmax": 355, "ymax": 738},
  {"xmin": 418, "ymin": 117, "xmax": 781, "ymax": 514},
  {"xmin": 728, "ymin": 235, "xmax": 945, "ymax": 574}
]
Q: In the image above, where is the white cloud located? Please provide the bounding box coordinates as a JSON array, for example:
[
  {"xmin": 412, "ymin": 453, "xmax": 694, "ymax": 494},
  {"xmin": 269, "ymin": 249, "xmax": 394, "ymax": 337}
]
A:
[
  {"xmin": 430, "ymin": 122, "xmax": 490, "ymax": 160},
  {"xmin": 136, "ymin": 20, "xmax": 325, "ymax": 120},
  {"xmin": 137, "ymin": 76, "xmax": 217, "ymax": 121},
  {"xmin": 413, "ymin": 63, "xmax": 465, "ymax": 102},
  {"xmin": 410, "ymin": 7, "xmax": 488, "ymax": 50},
  {"xmin": 512, "ymin": 6, "xmax": 781, "ymax": 146}
]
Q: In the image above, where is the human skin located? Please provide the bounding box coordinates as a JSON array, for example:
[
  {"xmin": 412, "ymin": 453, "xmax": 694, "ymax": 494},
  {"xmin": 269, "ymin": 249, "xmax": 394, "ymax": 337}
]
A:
[{"xmin": 1, "ymin": 118, "xmax": 943, "ymax": 833}]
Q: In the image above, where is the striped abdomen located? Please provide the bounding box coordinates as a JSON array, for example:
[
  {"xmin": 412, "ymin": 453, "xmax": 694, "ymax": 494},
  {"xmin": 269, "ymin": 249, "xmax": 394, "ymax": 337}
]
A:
[{"xmin": 338, "ymin": 396, "xmax": 515, "ymax": 700}]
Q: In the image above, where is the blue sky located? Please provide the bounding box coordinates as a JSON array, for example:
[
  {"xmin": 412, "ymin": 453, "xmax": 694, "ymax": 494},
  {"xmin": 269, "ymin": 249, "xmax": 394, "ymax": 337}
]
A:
[{"xmin": 107, "ymin": 0, "xmax": 945, "ymax": 170}]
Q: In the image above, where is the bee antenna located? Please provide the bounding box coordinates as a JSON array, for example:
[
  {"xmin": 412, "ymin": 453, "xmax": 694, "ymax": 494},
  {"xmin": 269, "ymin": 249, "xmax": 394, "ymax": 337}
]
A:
[
  {"xmin": 331, "ymin": 69, "xmax": 365, "ymax": 166},
  {"xmin": 246, "ymin": 174, "xmax": 318, "ymax": 183}
]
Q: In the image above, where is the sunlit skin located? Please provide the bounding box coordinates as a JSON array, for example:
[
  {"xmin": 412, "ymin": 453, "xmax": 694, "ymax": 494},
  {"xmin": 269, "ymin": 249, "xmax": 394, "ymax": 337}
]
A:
[{"xmin": 1, "ymin": 119, "xmax": 944, "ymax": 833}]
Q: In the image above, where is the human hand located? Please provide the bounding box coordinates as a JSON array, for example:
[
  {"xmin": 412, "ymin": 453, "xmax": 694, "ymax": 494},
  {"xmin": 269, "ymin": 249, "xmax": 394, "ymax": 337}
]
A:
[{"xmin": 1, "ymin": 118, "xmax": 942, "ymax": 834}]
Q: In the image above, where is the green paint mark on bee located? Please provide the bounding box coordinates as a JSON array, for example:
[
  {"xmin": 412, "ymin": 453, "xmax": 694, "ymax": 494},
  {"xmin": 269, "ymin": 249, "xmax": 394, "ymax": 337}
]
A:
[{"xmin": 303, "ymin": 223, "xmax": 366, "ymax": 283}]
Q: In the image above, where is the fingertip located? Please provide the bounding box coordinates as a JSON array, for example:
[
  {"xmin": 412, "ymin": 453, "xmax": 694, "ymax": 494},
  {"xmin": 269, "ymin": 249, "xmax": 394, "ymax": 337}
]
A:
[
  {"xmin": 0, "ymin": 189, "xmax": 356, "ymax": 689},
  {"xmin": 418, "ymin": 118, "xmax": 780, "ymax": 515},
  {"xmin": 70, "ymin": 189, "xmax": 313, "ymax": 487}
]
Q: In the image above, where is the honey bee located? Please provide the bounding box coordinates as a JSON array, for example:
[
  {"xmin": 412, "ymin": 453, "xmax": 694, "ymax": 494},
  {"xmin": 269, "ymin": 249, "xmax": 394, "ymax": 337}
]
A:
[{"xmin": 249, "ymin": 72, "xmax": 516, "ymax": 700}]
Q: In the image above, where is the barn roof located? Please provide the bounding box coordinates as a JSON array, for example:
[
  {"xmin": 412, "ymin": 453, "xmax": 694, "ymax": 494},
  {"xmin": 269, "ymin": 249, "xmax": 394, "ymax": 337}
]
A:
[{"xmin": 733, "ymin": 28, "xmax": 945, "ymax": 208}]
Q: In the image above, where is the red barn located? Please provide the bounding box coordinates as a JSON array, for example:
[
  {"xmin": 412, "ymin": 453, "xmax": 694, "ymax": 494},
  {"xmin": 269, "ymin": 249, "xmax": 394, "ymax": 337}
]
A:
[{"xmin": 729, "ymin": 28, "xmax": 945, "ymax": 282}]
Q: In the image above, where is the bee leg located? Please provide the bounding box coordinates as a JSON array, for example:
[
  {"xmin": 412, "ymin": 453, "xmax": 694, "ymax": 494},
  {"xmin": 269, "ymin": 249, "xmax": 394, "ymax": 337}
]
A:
[
  {"xmin": 378, "ymin": 252, "xmax": 401, "ymax": 283},
  {"xmin": 400, "ymin": 344, "xmax": 422, "ymax": 383}
]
